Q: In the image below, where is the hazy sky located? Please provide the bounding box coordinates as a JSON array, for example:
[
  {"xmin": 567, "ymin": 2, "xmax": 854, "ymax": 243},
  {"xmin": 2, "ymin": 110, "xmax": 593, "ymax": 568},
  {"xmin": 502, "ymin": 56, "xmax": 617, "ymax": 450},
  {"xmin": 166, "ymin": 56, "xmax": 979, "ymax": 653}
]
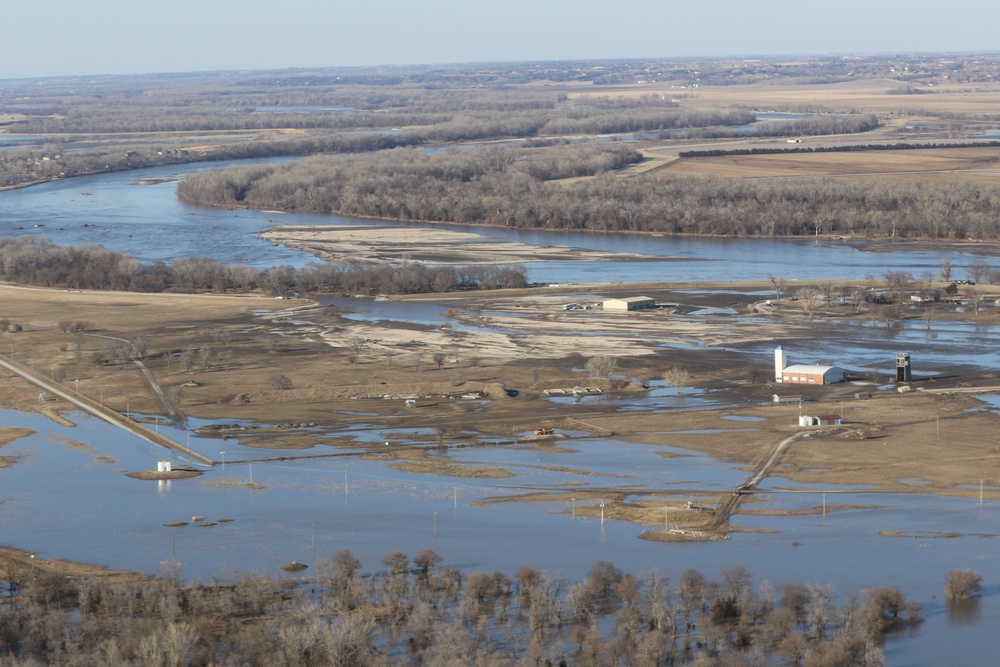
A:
[{"xmin": 3, "ymin": 0, "xmax": 997, "ymax": 79}]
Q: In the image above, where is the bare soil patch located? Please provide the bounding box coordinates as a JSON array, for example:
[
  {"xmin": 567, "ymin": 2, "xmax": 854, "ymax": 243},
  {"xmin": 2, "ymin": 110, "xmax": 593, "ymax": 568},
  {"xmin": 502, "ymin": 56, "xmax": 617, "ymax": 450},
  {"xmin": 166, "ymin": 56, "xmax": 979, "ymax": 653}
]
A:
[
  {"xmin": 126, "ymin": 469, "xmax": 204, "ymax": 481},
  {"xmin": 0, "ymin": 545, "xmax": 143, "ymax": 582}
]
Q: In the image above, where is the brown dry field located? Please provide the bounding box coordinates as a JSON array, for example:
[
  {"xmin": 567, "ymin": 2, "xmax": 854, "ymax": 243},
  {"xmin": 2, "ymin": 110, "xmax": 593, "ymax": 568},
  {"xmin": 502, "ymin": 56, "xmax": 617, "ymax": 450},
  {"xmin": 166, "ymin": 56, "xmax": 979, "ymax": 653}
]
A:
[
  {"xmin": 689, "ymin": 78, "xmax": 1000, "ymax": 115},
  {"xmin": 553, "ymin": 76, "xmax": 1000, "ymax": 183},
  {"xmin": 4, "ymin": 276, "xmax": 1000, "ymax": 548},
  {"xmin": 562, "ymin": 77, "xmax": 1000, "ymax": 115},
  {"xmin": 660, "ymin": 146, "xmax": 1000, "ymax": 182}
]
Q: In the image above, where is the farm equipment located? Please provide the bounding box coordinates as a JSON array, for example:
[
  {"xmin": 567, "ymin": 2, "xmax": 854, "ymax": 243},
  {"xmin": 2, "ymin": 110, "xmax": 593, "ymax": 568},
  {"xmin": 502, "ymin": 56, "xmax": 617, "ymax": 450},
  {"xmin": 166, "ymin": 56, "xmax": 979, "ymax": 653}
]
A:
[{"xmin": 534, "ymin": 427, "xmax": 555, "ymax": 436}]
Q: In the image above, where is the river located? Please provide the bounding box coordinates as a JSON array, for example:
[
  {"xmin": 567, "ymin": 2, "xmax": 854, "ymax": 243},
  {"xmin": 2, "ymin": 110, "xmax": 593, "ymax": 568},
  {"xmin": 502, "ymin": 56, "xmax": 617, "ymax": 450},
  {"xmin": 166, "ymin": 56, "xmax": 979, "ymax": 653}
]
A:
[
  {"xmin": 2, "ymin": 161, "xmax": 999, "ymax": 283},
  {"xmin": 2, "ymin": 162, "xmax": 1000, "ymax": 664}
]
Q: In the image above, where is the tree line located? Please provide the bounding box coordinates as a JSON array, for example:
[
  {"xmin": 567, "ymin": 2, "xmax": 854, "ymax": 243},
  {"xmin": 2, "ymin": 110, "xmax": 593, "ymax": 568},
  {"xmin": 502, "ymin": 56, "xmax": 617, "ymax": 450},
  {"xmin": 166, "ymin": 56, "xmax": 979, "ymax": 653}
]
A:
[
  {"xmin": 178, "ymin": 143, "xmax": 1000, "ymax": 241},
  {"xmin": 0, "ymin": 548, "xmax": 959, "ymax": 666},
  {"xmin": 0, "ymin": 237, "xmax": 527, "ymax": 294},
  {"xmin": 3, "ymin": 87, "xmax": 747, "ymax": 137},
  {"xmin": 0, "ymin": 104, "xmax": 744, "ymax": 189}
]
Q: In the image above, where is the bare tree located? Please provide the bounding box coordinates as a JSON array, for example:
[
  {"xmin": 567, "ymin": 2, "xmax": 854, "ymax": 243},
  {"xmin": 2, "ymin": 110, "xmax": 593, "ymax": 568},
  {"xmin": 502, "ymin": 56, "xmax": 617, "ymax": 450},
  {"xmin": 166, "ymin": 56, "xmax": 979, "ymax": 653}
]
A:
[
  {"xmin": 939, "ymin": 258, "xmax": 953, "ymax": 283},
  {"xmin": 179, "ymin": 348, "xmax": 197, "ymax": 374},
  {"xmin": 797, "ymin": 287, "xmax": 823, "ymax": 320},
  {"xmin": 965, "ymin": 284, "xmax": 985, "ymax": 315},
  {"xmin": 586, "ymin": 355, "xmax": 617, "ymax": 378},
  {"xmin": 767, "ymin": 273, "xmax": 788, "ymax": 302},
  {"xmin": 413, "ymin": 548, "xmax": 442, "ymax": 579},
  {"xmin": 210, "ymin": 327, "xmax": 232, "ymax": 345},
  {"xmin": 967, "ymin": 260, "xmax": 990, "ymax": 284},
  {"xmin": 944, "ymin": 569, "xmax": 983, "ymax": 600},
  {"xmin": 881, "ymin": 304, "xmax": 903, "ymax": 329},
  {"xmin": 348, "ymin": 337, "xmax": 366, "ymax": 363},
  {"xmin": 663, "ymin": 367, "xmax": 691, "ymax": 395},
  {"xmin": 432, "ymin": 352, "xmax": 446, "ymax": 370},
  {"xmin": 103, "ymin": 340, "xmax": 130, "ymax": 370},
  {"xmin": 922, "ymin": 304, "xmax": 936, "ymax": 330},
  {"xmin": 129, "ymin": 335, "xmax": 149, "ymax": 360},
  {"xmin": 199, "ymin": 348, "xmax": 213, "ymax": 371},
  {"xmin": 380, "ymin": 550, "xmax": 410, "ymax": 577},
  {"xmin": 849, "ymin": 285, "xmax": 869, "ymax": 313},
  {"xmin": 268, "ymin": 373, "xmax": 293, "ymax": 390},
  {"xmin": 883, "ymin": 270, "xmax": 913, "ymax": 301}
]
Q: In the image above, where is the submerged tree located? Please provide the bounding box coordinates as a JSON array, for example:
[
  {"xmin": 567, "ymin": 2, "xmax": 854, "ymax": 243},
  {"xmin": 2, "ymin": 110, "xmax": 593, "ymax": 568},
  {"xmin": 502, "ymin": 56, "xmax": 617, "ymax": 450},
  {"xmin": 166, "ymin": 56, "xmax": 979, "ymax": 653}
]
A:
[
  {"xmin": 944, "ymin": 569, "xmax": 983, "ymax": 600},
  {"xmin": 663, "ymin": 366, "xmax": 691, "ymax": 395}
]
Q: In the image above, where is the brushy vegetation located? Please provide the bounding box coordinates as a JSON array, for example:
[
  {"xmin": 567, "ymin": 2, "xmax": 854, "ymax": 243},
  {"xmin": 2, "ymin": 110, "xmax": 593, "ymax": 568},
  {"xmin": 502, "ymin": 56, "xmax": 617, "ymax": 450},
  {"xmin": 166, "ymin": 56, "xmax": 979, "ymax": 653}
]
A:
[
  {"xmin": 0, "ymin": 552, "xmax": 926, "ymax": 666},
  {"xmin": 0, "ymin": 237, "xmax": 527, "ymax": 295},
  {"xmin": 179, "ymin": 143, "xmax": 1000, "ymax": 240}
]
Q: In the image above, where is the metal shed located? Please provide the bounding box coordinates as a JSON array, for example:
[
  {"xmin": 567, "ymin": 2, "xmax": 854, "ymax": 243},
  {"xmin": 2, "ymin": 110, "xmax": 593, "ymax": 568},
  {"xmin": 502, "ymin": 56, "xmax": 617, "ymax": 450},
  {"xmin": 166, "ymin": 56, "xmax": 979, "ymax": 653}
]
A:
[{"xmin": 603, "ymin": 296, "xmax": 656, "ymax": 311}]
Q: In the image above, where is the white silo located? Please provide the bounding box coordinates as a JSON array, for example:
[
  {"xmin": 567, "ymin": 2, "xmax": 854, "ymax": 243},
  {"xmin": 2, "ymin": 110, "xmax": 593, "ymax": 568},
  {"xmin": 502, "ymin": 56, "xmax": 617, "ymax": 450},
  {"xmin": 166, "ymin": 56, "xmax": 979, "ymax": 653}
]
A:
[{"xmin": 774, "ymin": 346, "xmax": 788, "ymax": 382}]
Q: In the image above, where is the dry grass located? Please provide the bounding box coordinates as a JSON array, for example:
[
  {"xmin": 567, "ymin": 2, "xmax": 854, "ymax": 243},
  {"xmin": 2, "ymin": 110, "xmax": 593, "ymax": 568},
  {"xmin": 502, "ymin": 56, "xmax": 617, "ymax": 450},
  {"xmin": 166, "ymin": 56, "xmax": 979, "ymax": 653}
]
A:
[{"xmin": 674, "ymin": 78, "xmax": 1000, "ymax": 115}]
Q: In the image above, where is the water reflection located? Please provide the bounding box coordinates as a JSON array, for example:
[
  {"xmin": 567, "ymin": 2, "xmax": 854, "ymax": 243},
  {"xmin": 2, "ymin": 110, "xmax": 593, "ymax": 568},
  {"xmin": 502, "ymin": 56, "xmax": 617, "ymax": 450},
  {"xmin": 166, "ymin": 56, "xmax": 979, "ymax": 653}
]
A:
[{"xmin": 948, "ymin": 597, "xmax": 982, "ymax": 625}]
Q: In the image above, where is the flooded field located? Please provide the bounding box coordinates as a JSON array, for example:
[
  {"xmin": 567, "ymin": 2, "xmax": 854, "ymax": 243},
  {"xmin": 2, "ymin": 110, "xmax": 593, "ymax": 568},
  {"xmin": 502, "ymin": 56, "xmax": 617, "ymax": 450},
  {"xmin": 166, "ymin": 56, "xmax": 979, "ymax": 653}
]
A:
[
  {"xmin": 4, "ymin": 165, "xmax": 1000, "ymax": 662},
  {"xmin": 2, "ymin": 400, "xmax": 999, "ymax": 662}
]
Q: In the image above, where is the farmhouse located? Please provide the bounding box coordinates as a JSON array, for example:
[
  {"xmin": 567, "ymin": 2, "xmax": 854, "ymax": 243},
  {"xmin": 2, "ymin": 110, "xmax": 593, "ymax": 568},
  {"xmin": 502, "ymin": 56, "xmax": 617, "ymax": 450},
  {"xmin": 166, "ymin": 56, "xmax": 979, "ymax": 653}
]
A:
[{"xmin": 603, "ymin": 296, "xmax": 656, "ymax": 311}]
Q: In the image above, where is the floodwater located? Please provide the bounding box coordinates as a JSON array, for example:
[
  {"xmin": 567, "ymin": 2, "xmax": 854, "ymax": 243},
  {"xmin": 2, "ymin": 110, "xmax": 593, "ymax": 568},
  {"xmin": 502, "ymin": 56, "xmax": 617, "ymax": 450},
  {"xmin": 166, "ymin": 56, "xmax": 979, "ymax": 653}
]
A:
[
  {"xmin": 4, "ymin": 163, "xmax": 1000, "ymax": 662},
  {"xmin": 2, "ymin": 405, "xmax": 999, "ymax": 664},
  {"xmin": 746, "ymin": 317, "xmax": 1000, "ymax": 377}
]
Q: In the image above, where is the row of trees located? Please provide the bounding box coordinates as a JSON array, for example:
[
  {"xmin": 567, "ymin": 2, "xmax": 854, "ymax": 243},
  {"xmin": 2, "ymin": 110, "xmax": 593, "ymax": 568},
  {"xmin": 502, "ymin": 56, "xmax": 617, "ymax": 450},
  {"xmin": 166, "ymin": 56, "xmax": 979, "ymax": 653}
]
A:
[
  {"xmin": 679, "ymin": 138, "xmax": 1000, "ymax": 158},
  {"xmin": 0, "ymin": 237, "xmax": 527, "ymax": 295},
  {"xmin": 3, "ymin": 88, "xmax": 756, "ymax": 138},
  {"xmin": 2, "ymin": 548, "xmax": 960, "ymax": 666},
  {"xmin": 179, "ymin": 144, "xmax": 1000, "ymax": 240}
]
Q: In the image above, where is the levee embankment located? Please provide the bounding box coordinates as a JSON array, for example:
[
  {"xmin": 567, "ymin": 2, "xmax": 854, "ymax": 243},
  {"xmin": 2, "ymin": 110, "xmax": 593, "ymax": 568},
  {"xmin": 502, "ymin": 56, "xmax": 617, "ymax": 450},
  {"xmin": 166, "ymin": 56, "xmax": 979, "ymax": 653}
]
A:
[{"xmin": 0, "ymin": 354, "xmax": 212, "ymax": 466}]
